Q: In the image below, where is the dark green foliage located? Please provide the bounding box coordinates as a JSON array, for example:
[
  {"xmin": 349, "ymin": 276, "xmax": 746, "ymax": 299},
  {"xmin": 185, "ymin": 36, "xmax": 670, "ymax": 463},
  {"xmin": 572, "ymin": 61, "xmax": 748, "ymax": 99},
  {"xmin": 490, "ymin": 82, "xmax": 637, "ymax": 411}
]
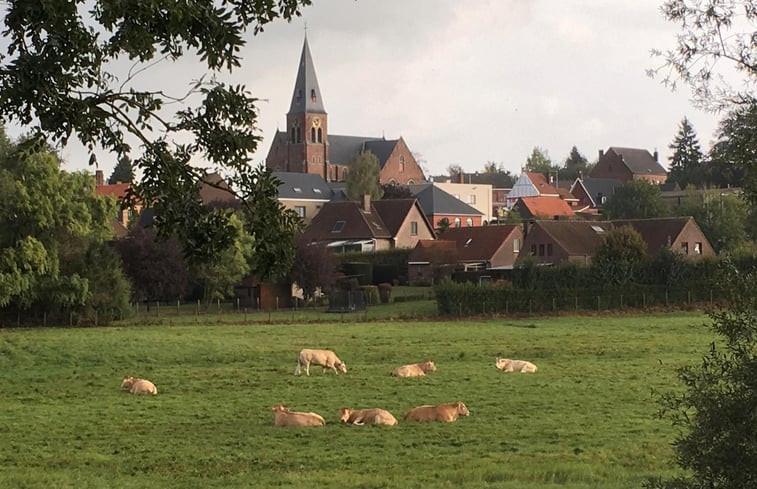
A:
[
  {"xmin": 710, "ymin": 102, "xmax": 757, "ymax": 204},
  {"xmin": 0, "ymin": 0, "xmax": 311, "ymax": 262},
  {"xmin": 380, "ymin": 182, "xmax": 413, "ymax": 199},
  {"xmin": 524, "ymin": 146, "xmax": 559, "ymax": 174},
  {"xmin": 378, "ymin": 282, "xmax": 392, "ymax": 303},
  {"xmin": 341, "ymin": 262, "xmax": 373, "ymax": 286},
  {"xmin": 667, "ymin": 117, "xmax": 704, "ymax": 189},
  {"xmin": 591, "ymin": 226, "xmax": 647, "ymax": 286},
  {"xmin": 360, "ymin": 285, "xmax": 379, "ymax": 305},
  {"xmin": 345, "ymin": 151, "xmax": 383, "ymax": 201},
  {"xmin": 604, "ymin": 180, "xmax": 669, "ymax": 219},
  {"xmin": 647, "ymin": 260, "xmax": 757, "ymax": 489},
  {"xmin": 559, "ymin": 145, "xmax": 593, "ymax": 182},
  {"xmin": 673, "ymin": 190, "xmax": 750, "ymax": 253},
  {"xmin": 289, "ymin": 237, "xmax": 340, "ymax": 301},
  {"xmin": 108, "ymin": 155, "xmax": 134, "ymax": 184}
]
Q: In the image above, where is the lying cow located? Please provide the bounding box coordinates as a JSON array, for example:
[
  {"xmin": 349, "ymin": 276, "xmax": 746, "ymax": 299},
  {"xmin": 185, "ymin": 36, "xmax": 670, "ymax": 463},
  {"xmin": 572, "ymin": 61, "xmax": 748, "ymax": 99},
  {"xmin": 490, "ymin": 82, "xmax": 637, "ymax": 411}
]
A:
[
  {"xmin": 404, "ymin": 401, "xmax": 470, "ymax": 423},
  {"xmin": 294, "ymin": 349, "xmax": 347, "ymax": 376},
  {"xmin": 391, "ymin": 360, "xmax": 436, "ymax": 378},
  {"xmin": 272, "ymin": 404, "xmax": 325, "ymax": 427},
  {"xmin": 495, "ymin": 357, "xmax": 538, "ymax": 373},
  {"xmin": 339, "ymin": 407, "xmax": 398, "ymax": 426},
  {"xmin": 121, "ymin": 376, "xmax": 158, "ymax": 395}
]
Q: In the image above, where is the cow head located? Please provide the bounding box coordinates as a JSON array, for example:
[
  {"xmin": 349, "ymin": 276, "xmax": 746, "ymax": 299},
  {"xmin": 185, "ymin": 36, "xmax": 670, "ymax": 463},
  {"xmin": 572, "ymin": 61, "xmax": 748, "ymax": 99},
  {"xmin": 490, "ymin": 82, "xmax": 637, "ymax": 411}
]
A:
[
  {"xmin": 272, "ymin": 404, "xmax": 290, "ymax": 413},
  {"xmin": 338, "ymin": 407, "xmax": 352, "ymax": 423},
  {"xmin": 336, "ymin": 361, "xmax": 347, "ymax": 374},
  {"xmin": 495, "ymin": 357, "xmax": 510, "ymax": 370},
  {"xmin": 455, "ymin": 401, "xmax": 470, "ymax": 416},
  {"xmin": 422, "ymin": 361, "xmax": 437, "ymax": 373},
  {"xmin": 121, "ymin": 376, "xmax": 135, "ymax": 390}
]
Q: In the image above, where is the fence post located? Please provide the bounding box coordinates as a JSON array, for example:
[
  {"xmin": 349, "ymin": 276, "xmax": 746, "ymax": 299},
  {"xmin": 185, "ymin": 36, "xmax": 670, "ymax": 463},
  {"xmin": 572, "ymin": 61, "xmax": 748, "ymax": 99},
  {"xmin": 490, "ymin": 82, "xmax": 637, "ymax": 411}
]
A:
[
  {"xmin": 505, "ymin": 300, "xmax": 508, "ymax": 314},
  {"xmin": 276, "ymin": 296, "xmax": 279, "ymax": 311},
  {"xmin": 95, "ymin": 310, "xmax": 98, "ymax": 327},
  {"xmin": 574, "ymin": 296, "xmax": 578, "ymax": 311},
  {"xmin": 196, "ymin": 299, "xmax": 200, "ymax": 316},
  {"xmin": 620, "ymin": 295, "xmax": 623, "ymax": 309},
  {"xmin": 43, "ymin": 311, "xmax": 47, "ymax": 327},
  {"xmin": 236, "ymin": 298, "xmax": 240, "ymax": 312},
  {"xmin": 688, "ymin": 290, "xmax": 691, "ymax": 304},
  {"xmin": 552, "ymin": 297, "xmax": 556, "ymax": 312},
  {"xmin": 643, "ymin": 293, "xmax": 646, "ymax": 308},
  {"xmin": 597, "ymin": 296, "xmax": 600, "ymax": 311},
  {"xmin": 177, "ymin": 300, "xmax": 180, "ymax": 315},
  {"xmin": 217, "ymin": 298, "xmax": 221, "ymax": 314},
  {"xmin": 710, "ymin": 289, "xmax": 713, "ymax": 305},
  {"xmin": 665, "ymin": 290, "xmax": 669, "ymax": 306}
]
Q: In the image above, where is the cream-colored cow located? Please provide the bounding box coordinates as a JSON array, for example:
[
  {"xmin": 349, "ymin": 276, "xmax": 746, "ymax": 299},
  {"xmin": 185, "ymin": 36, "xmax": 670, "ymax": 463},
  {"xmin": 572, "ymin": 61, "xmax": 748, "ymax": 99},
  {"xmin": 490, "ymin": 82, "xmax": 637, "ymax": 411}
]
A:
[
  {"xmin": 272, "ymin": 404, "xmax": 325, "ymax": 427},
  {"xmin": 339, "ymin": 407, "xmax": 398, "ymax": 426},
  {"xmin": 404, "ymin": 401, "xmax": 470, "ymax": 423},
  {"xmin": 121, "ymin": 376, "xmax": 158, "ymax": 395},
  {"xmin": 495, "ymin": 357, "xmax": 537, "ymax": 373},
  {"xmin": 294, "ymin": 349, "xmax": 347, "ymax": 376},
  {"xmin": 391, "ymin": 360, "xmax": 436, "ymax": 378}
]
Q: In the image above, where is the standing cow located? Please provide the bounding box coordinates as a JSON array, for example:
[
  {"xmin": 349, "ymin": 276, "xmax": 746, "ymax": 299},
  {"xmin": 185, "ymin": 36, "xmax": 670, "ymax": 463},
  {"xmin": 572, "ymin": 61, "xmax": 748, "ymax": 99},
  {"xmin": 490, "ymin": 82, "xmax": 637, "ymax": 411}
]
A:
[{"xmin": 294, "ymin": 349, "xmax": 347, "ymax": 376}]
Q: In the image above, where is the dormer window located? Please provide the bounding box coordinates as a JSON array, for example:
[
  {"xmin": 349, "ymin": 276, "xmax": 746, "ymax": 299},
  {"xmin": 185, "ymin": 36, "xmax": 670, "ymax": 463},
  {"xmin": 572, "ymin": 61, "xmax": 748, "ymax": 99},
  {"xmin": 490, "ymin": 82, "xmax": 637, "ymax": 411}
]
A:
[
  {"xmin": 293, "ymin": 187, "xmax": 302, "ymax": 193},
  {"xmin": 310, "ymin": 89, "xmax": 316, "ymax": 101},
  {"xmin": 332, "ymin": 221, "xmax": 345, "ymax": 233},
  {"xmin": 313, "ymin": 188, "xmax": 322, "ymax": 194},
  {"xmin": 464, "ymin": 238, "xmax": 473, "ymax": 247}
]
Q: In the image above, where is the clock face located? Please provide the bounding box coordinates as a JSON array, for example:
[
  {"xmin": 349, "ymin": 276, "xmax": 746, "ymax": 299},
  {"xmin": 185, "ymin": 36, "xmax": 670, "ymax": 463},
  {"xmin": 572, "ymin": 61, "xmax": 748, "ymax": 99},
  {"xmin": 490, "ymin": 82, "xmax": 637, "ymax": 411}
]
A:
[{"xmin": 313, "ymin": 118, "xmax": 320, "ymax": 128}]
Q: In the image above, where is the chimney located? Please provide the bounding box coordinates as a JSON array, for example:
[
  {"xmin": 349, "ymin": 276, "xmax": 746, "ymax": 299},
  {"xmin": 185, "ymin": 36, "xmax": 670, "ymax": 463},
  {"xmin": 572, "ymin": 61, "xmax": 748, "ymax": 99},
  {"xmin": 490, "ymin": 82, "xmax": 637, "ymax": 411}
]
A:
[
  {"xmin": 457, "ymin": 171, "xmax": 464, "ymax": 184},
  {"xmin": 362, "ymin": 194, "xmax": 371, "ymax": 213},
  {"xmin": 598, "ymin": 149, "xmax": 604, "ymax": 159},
  {"xmin": 578, "ymin": 170, "xmax": 583, "ymax": 180},
  {"xmin": 95, "ymin": 170, "xmax": 104, "ymax": 187},
  {"xmin": 653, "ymin": 149, "xmax": 659, "ymax": 162}
]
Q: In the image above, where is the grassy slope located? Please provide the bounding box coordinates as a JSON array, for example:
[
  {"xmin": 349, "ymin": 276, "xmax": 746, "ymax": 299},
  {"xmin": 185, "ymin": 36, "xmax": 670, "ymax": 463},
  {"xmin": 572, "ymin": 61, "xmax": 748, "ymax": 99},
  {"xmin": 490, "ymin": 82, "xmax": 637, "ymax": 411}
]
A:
[{"xmin": 0, "ymin": 312, "xmax": 712, "ymax": 488}]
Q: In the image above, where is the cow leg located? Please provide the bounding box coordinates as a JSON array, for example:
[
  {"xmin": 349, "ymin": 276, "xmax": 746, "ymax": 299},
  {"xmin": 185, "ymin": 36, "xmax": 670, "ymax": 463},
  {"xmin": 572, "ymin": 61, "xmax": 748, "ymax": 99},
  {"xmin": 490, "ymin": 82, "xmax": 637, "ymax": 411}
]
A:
[{"xmin": 305, "ymin": 363, "xmax": 310, "ymax": 376}]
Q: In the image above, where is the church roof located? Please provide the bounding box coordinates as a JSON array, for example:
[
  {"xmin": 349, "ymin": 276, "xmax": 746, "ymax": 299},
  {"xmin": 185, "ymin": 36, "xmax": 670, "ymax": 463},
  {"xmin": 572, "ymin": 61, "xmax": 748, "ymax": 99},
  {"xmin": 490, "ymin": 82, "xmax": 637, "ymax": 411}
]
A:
[
  {"xmin": 288, "ymin": 37, "xmax": 326, "ymax": 115},
  {"xmin": 328, "ymin": 134, "xmax": 398, "ymax": 168}
]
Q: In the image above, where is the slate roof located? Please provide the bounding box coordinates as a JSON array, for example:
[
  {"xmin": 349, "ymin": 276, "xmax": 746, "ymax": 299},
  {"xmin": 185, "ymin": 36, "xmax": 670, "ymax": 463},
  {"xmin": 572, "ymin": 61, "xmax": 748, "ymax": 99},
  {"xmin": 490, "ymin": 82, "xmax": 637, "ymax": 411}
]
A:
[
  {"xmin": 607, "ymin": 147, "xmax": 667, "ymax": 176},
  {"xmin": 572, "ymin": 177, "xmax": 623, "ymax": 207},
  {"xmin": 288, "ymin": 37, "xmax": 326, "ymax": 115},
  {"xmin": 437, "ymin": 225, "xmax": 520, "ymax": 262},
  {"xmin": 327, "ymin": 134, "xmax": 396, "ymax": 168},
  {"xmin": 516, "ymin": 196, "xmax": 575, "ymax": 218},
  {"xmin": 274, "ymin": 172, "xmax": 333, "ymax": 200},
  {"xmin": 532, "ymin": 220, "xmax": 611, "ymax": 256},
  {"xmin": 371, "ymin": 199, "xmax": 433, "ymax": 237},
  {"xmin": 300, "ymin": 201, "xmax": 392, "ymax": 242},
  {"xmin": 613, "ymin": 217, "xmax": 693, "ymax": 255},
  {"xmin": 407, "ymin": 183, "xmax": 483, "ymax": 217}
]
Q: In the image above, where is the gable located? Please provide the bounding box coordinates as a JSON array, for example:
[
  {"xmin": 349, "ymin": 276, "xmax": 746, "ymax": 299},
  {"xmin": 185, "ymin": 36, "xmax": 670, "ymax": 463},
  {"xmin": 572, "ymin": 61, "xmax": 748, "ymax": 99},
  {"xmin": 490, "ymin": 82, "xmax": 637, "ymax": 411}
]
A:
[{"xmin": 437, "ymin": 225, "xmax": 519, "ymax": 261}]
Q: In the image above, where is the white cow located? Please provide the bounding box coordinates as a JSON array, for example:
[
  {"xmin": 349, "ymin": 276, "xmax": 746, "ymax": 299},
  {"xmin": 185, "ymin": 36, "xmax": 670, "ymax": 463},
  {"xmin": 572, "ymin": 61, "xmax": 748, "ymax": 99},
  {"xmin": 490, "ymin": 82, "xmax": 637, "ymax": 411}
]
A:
[
  {"xmin": 272, "ymin": 404, "xmax": 325, "ymax": 427},
  {"xmin": 294, "ymin": 349, "xmax": 347, "ymax": 376},
  {"xmin": 121, "ymin": 376, "xmax": 158, "ymax": 395},
  {"xmin": 391, "ymin": 360, "xmax": 437, "ymax": 377},
  {"xmin": 495, "ymin": 357, "xmax": 538, "ymax": 373}
]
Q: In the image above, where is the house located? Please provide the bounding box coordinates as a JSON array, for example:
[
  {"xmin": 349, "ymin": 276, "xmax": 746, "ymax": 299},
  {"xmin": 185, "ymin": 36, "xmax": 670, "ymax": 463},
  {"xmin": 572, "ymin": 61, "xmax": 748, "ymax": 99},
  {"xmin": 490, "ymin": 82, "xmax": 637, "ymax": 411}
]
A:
[
  {"xmin": 589, "ymin": 147, "xmax": 667, "ymax": 184},
  {"xmin": 432, "ymin": 181, "xmax": 494, "ymax": 224},
  {"xmin": 511, "ymin": 196, "xmax": 575, "ymax": 220},
  {"xmin": 274, "ymin": 171, "xmax": 334, "ymax": 224},
  {"xmin": 504, "ymin": 172, "xmax": 560, "ymax": 209},
  {"xmin": 407, "ymin": 183, "xmax": 484, "ymax": 229},
  {"xmin": 93, "ymin": 169, "xmax": 140, "ymax": 234},
  {"xmin": 519, "ymin": 216, "xmax": 715, "ymax": 266},
  {"xmin": 569, "ymin": 177, "xmax": 623, "ymax": 211},
  {"xmin": 265, "ymin": 37, "xmax": 425, "ymax": 185},
  {"xmin": 434, "ymin": 171, "xmax": 514, "ymax": 221},
  {"xmin": 299, "ymin": 197, "xmax": 435, "ymax": 252},
  {"xmin": 407, "ymin": 239, "xmax": 458, "ymax": 285},
  {"xmin": 613, "ymin": 217, "xmax": 715, "ymax": 258},
  {"xmin": 436, "ymin": 225, "xmax": 524, "ymax": 271}
]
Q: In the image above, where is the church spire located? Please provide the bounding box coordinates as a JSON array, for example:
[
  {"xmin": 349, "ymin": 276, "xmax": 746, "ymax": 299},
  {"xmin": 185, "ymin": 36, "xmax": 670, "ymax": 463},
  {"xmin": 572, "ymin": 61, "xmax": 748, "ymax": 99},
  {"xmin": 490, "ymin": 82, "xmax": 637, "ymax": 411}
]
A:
[{"xmin": 288, "ymin": 36, "xmax": 326, "ymax": 115}]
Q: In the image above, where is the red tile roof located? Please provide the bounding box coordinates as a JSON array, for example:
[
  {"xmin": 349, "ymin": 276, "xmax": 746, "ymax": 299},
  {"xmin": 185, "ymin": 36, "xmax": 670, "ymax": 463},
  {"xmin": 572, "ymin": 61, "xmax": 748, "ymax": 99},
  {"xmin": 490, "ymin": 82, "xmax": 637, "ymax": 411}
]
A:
[
  {"xmin": 517, "ymin": 196, "xmax": 575, "ymax": 218},
  {"xmin": 94, "ymin": 183, "xmax": 130, "ymax": 200},
  {"xmin": 526, "ymin": 172, "xmax": 559, "ymax": 195}
]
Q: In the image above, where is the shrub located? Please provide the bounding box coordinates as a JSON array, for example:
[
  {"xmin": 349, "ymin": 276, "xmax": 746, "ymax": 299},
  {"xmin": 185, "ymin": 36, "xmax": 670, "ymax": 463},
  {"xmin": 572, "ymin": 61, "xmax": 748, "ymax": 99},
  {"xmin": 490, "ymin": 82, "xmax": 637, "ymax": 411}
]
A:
[
  {"xmin": 378, "ymin": 283, "xmax": 392, "ymax": 304},
  {"xmin": 361, "ymin": 285, "xmax": 380, "ymax": 305}
]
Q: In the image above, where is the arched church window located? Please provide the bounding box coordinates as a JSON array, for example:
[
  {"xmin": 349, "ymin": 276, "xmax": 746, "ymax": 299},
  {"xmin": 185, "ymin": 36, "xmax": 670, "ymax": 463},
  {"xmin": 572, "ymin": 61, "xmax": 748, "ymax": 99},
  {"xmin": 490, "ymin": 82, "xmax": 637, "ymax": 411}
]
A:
[
  {"xmin": 317, "ymin": 128, "xmax": 323, "ymax": 143},
  {"xmin": 311, "ymin": 127, "xmax": 316, "ymax": 143}
]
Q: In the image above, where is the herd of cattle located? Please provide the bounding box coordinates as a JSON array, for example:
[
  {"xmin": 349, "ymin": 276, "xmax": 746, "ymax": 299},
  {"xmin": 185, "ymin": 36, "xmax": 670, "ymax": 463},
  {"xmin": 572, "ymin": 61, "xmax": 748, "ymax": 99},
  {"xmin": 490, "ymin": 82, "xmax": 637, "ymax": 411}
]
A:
[{"xmin": 121, "ymin": 348, "xmax": 537, "ymax": 427}]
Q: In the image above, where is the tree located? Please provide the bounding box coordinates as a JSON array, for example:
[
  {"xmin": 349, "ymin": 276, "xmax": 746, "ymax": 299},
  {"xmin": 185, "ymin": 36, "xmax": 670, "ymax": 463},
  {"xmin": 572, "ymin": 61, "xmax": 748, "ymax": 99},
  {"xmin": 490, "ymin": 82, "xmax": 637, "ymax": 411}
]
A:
[
  {"xmin": 381, "ymin": 182, "xmax": 413, "ymax": 199},
  {"xmin": 345, "ymin": 151, "xmax": 383, "ymax": 201},
  {"xmin": 191, "ymin": 213, "xmax": 253, "ymax": 302},
  {"xmin": 0, "ymin": 139, "xmax": 130, "ymax": 319},
  {"xmin": 446, "ymin": 164, "xmax": 463, "ymax": 180},
  {"xmin": 591, "ymin": 225, "xmax": 647, "ymax": 286},
  {"xmin": 524, "ymin": 147, "xmax": 557, "ymax": 174},
  {"xmin": 604, "ymin": 180, "xmax": 669, "ymax": 219},
  {"xmin": 436, "ymin": 218, "xmax": 450, "ymax": 235},
  {"xmin": 115, "ymin": 226, "xmax": 189, "ymax": 303},
  {"xmin": 667, "ymin": 117, "xmax": 704, "ymax": 189},
  {"xmin": 709, "ymin": 102, "xmax": 757, "ymax": 200},
  {"xmin": 108, "ymin": 156, "xmax": 134, "ymax": 184},
  {"xmin": 646, "ymin": 261, "xmax": 757, "ymax": 489},
  {"xmin": 653, "ymin": 0, "xmax": 757, "ymax": 111},
  {"xmin": 0, "ymin": 0, "xmax": 311, "ymax": 262},
  {"xmin": 674, "ymin": 189, "xmax": 750, "ymax": 253},
  {"xmin": 288, "ymin": 237, "xmax": 339, "ymax": 302},
  {"xmin": 559, "ymin": 145, "xmax": 592, "ymax": 182}
]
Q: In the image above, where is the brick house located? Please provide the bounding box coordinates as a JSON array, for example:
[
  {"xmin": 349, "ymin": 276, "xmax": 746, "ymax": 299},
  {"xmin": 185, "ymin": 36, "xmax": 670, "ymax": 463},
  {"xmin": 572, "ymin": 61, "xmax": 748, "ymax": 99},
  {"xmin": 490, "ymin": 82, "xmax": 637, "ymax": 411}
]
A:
[
  {"xmin": 436, "ymin": 225, "xmax": 524, "ymax": 271},
  {"xmin": 569, "ymin": 177, "xmax": 623, "ymax": 212},
  {"xmin": 511, "ymin": 196, "xmax": 575, "ymax": 220},
  {"xmin": 505, "ymin": 172, "xmax": 560, "ymax": 209},
  {"xmin": 265, "ymin": 37, "xmax": 424, "ymax": 185},
  {"xmin": 408, "ymin": 183, "xmax": 484, "ymax": 229},
  {"xmin": 274, "ymin": 172, "xmax": 334, "ymax": 225},
  {"xmin": 589, "ymin": 147, "xmax": 667, "ymax": 184}
]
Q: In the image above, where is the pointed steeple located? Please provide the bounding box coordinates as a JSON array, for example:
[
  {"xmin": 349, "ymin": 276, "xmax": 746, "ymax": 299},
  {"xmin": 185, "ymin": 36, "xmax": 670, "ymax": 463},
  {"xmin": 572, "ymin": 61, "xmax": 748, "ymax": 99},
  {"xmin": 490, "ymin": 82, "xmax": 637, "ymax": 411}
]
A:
[{"xmin": 288, "ymin": 36, "xmax": 326, "ymax": 115}]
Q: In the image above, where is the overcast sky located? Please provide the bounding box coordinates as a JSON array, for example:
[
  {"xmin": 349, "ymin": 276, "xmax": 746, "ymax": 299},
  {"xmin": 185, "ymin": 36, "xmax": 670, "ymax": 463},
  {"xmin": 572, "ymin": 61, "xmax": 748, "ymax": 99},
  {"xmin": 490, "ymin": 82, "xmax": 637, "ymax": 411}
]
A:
[{"xmin": 7, "ymin": 0, "xmax": 725, "ymax": 180}]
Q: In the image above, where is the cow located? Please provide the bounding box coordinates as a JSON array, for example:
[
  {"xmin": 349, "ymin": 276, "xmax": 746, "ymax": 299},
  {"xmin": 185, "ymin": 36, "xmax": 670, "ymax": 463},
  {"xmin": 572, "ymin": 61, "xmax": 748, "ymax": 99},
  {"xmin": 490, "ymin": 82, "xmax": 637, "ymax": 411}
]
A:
[
  {"xmin": 495, "ymin": 357, "xmax": 538, "ymax": 373},
  {"xmin": 339, "ymin": 407, "xmax": 398, "ymax": 426},
  {"xmin": 121, "ymin": 376, "xmax": 158, "ymax": 395},
  {"xmin": 391, "ymin": 360, "xmax": 436, "ymax": 378},
  {"xmin": 404, "ymin": 401, "xmax": 470, "ymax": 423},
  {"xmin": 272, "ymin": 404, "xmax": 325, "ymax": 427},
  {"xmin": 294, "ymin": 349, "xmax": 347, "ymax": 376}
]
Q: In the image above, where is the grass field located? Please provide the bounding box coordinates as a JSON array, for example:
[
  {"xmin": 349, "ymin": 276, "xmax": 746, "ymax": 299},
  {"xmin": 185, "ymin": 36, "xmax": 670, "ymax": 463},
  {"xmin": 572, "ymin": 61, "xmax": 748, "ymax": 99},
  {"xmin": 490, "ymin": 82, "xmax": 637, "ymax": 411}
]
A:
[{"xmin": 0, "ymin": 312, "xmax": 715, "ymax": 488}]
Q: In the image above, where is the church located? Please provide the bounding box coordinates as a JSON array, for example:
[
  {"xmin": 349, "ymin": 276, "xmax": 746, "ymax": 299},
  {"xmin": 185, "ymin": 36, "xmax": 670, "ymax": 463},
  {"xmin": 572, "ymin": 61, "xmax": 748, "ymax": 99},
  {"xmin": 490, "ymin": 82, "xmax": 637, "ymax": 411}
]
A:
[{"xmin": 265, "ymin": 37, "xmax": 425, "ymax": 185}]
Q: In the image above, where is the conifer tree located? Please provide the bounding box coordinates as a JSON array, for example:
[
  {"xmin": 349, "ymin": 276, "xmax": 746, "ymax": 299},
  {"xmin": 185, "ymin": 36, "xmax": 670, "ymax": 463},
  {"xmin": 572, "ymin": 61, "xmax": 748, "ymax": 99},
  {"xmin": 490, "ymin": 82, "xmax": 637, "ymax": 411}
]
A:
[{"xmin": 667, "ymin": 117, "xmax": 704, "ymax": 189}]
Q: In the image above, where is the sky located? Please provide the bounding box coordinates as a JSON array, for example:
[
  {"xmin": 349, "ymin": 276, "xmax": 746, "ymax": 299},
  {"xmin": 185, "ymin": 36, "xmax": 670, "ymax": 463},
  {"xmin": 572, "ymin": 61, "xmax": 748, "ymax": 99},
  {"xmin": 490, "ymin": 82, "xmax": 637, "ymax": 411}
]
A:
[{"xmin": 5, "ymin": 0, "xmax": 727, "ymax": 180}]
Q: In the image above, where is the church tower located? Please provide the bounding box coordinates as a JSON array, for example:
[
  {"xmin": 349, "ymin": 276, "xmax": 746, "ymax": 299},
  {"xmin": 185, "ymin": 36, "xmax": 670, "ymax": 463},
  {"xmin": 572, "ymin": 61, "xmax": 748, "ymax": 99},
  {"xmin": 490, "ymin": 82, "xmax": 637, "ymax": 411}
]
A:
[{"xmin": 284, "ymin": 36, "xmax": 329, "ymax": 178}]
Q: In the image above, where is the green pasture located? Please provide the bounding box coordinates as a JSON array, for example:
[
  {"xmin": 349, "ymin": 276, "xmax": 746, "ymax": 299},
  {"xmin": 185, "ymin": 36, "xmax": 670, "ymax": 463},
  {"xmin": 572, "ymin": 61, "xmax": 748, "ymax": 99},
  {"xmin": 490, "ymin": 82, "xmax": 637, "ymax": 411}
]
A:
[{"xmin": 0, "ymin": 312, "xmax": 714, "ymax": 488}]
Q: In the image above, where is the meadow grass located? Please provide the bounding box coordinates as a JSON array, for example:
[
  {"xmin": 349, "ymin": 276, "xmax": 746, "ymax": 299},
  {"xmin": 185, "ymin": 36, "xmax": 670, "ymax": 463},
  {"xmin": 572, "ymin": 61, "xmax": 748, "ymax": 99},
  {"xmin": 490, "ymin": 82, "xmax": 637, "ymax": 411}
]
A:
[{"xmin": 0, "ymin": 312, "xmax": 714, "ymax": 488}]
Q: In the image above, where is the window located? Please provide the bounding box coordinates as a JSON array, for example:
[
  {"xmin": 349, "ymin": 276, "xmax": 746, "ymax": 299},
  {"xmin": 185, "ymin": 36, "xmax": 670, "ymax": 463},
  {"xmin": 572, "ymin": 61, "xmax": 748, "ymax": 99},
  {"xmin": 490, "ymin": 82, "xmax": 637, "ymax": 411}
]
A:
[
  {"xmin": 410, "ymin": 221, "xmax": 418, "ymax": 236},
  {"xmin": 295, "ymin": 206, "xmax": 306, "ymax": 218},
  {"xmin": 681, "ymin": 242, "xmax": 689, "ymax": 254},
  {"xmin": 311, "ymin": 127, "xmax": 316, "ymax": 143},
  {"xmin": 538, "ymin": 244, "xmax": 545, "ymax": 256},
  {"xmin": 407, "ymin": 179, "xmax": 415, "ymax": 184},
  {"xmin": 695, "ymin": 242, "xmax": 702, "ymax": 254},
  {"xmin": 467, "ymin": 195, "xmax": 476, "ymax": 204},
  {"xmin": 399, "ymin": 161, "xmax": 405, "ymax": 173},
  {"xmin": 454, "ymin": 218, "xmax": 461, "ymax": 228},
  {"xmin": 547, "ymin": 243, "xmax": 553, "ymax": 256},
  {"xmin": 293, "ymin": 187, "xmax": 302, "ymax": 193},
  {"xmin": 290, "ymin": 127, "xmax": 295, "ymax": 143},
  {"xmin": 530, "ymin": 244, "xmax": 537, "ymax": 256},
  {"xmin": 310, "ymin": 88, "xmax": 316, "ymax": 101},
  {"xmin": 513, "ymin": 238, "xmax": 520, "ymax": 253},
  {"xmin": 332, "ymin": 221, "xmax": 345, "ymax": 233},
  {"xmin": 313, "ymin": 188, "xmax": 322, "ymax": 194},
  {"xmin": 466, "ymin": 218, "xmax": 473, "ymax": 227},
  {"xmin": 464, "ymin": 238, "xmax": 473, "ymax": 247},
  {"xmin": 317, "ymin": 128, "xmax": 323, "ymax": 143}
]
